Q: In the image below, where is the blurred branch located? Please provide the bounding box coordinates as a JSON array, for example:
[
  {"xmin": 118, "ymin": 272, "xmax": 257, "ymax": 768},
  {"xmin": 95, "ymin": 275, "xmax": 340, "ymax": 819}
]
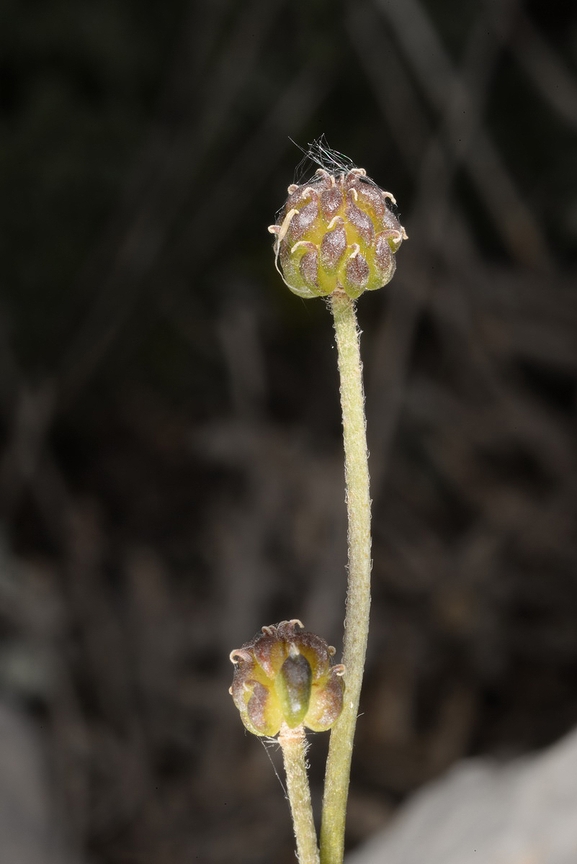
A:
[
  {"xmin": 373, "ymin": 0, "xmax": 553, "ymax": 271},
  {"xmin": 59, "ymin": 0, "xmax": 289, "ymax": 402},
  {"xmin": 512, "ymin": 11, "xmax": 577, "ymax": 132},
  {"xmin": 349, "ymin": 0, "xmax": 518, "ymax": 494}
]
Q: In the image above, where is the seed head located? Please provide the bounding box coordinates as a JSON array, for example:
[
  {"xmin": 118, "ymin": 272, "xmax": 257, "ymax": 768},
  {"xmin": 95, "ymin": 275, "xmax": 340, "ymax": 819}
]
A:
[
  {"xmin": 229, "ymin": 619, "xmax": 345, "ymax": 736},
  {"xmin": 268, "ymin": 167, "xmax": 407, "ymax": 300}
]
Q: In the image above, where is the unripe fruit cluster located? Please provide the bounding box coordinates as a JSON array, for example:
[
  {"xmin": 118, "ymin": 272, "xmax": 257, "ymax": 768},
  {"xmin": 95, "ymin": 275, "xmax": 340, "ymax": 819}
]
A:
[
  {"xmin": 269, "ymin": 167, "xmax": 407, "ymax": 300},
  {"xmin": 229, "ymin": 620, "xmax": 345, "ymax": 737}
]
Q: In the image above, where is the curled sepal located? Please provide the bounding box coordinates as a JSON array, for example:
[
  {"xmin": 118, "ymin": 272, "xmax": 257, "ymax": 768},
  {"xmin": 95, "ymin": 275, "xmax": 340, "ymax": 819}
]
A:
[
  {"xmin": 229, "ymin": 620, "xmax": 345, "ymax": 736},
  {"xmin": 306, "ymin": 663, "xmax": 346, "ymax": 732}
]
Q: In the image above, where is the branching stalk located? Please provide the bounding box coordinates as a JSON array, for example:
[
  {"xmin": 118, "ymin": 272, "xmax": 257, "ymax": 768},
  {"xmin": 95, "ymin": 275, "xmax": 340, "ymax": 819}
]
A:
[
  {"xmin": 320, "ymin": 290, "xmax": 372, "ymax": 864},
  {"xmin": 278, "ymin": 724, "xmax": 320, "ymax": 864}
]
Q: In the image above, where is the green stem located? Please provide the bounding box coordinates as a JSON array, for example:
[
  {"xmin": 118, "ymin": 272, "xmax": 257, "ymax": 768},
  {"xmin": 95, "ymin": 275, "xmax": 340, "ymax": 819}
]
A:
[
  {"xmin": 320, "ymin": 291, "xmax": 372, "ymax": 864},
  {"xmin": 279, "ymin": 724, "xmax": 320, "ymax": 864}
]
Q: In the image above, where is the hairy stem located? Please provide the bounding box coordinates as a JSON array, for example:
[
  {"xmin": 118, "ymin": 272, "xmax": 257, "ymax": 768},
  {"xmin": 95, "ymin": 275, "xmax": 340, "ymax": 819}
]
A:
[
  {"xmin": 279, "ymin": 724, "xmax": 320, "ymax": 864},
  {"xmin": 320, "ymin": 290, "xmax": 372, "ymax": 864}
]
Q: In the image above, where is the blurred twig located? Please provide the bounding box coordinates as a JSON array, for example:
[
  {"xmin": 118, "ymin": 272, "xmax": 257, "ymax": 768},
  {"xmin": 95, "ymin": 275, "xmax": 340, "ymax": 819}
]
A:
[{"xmin": 512, "ymin": 10, "xmax": 577, "ymax": 131}]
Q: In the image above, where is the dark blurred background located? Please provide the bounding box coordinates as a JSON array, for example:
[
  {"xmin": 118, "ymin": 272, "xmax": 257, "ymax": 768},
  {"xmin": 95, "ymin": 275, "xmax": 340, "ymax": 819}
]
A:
[{"xmin": 1, "ymin": 0, "xmax": 577, "ymax": 862}]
